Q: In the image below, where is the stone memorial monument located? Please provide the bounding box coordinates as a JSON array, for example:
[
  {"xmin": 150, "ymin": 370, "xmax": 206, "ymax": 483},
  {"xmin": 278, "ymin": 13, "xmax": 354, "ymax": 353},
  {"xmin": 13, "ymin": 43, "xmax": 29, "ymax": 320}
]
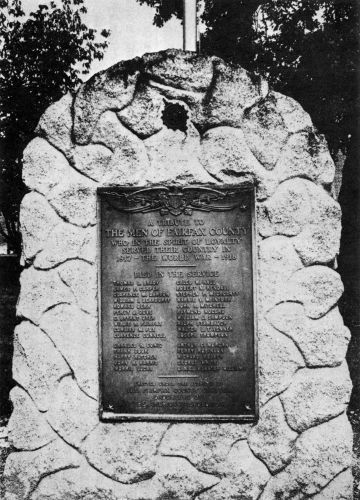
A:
[{"xmin": 4, "ymin": 49, "xmax": 353, "ymax": 499}]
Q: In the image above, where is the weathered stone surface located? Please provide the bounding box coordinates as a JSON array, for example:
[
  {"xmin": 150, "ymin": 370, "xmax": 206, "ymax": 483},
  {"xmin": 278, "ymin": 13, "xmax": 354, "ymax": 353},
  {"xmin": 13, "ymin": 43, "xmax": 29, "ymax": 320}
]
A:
[
  {"xmin": 200, "ymin": 126, "xmax": 277, "ymax": 199},
  {"xmin": 159, "ymin": 423, "xmax": 252, "ymax": 476},
  {"xmin": 284, "ymin": 265, "xmax": 344, "ymax": 319},
  {"xmin": 81, "ymin": 422, "xmax": 167, "ymax": 483},
  {"xmin": 153, "ymin": 456, "xmax": 219, "ymax": 500},
  {"xmin": 273, "ymin": 92, "xmax": 313, "ymax": 134},
  {"xmin": 35, "ymin": 92, "xmax": 74, "ymax": 155},
  {"xmin": 242, "ymin": 92, "xmax": 290, "ymax": 170},
  {"xmin": 102, "ymin": 122, "xmax": 151, "ymax": 185},
  {"xmin": 22, "ymin": 137, "xmax": 72, "ymax": 195},
  {"xmin": 34, "ymin": 223, "xmax": 96, "ymax": 270},
  {"xmin": 312, "ymin": 468, "xmax": 353, "ymax": 499},
  {"xmin": 46, "ymin": 169, "xmax": 97, "ymax": 227},
  {"xmin": 259, "ymin": 475, "xmax": 307, "ymax": 500},
  {"xmin": 143, "ymin": 49, "xmax": 214, "ymax": 92},
  {"xmin": 293, "ymin": 182, "xmax": 341, "ymax": 265},
  {"xmin": 258, "ymin": 236, "xmax": 303, "ymax": 313},
  {"xmin": 198, "ymin": 441, "xmax": 270, "ymax": 500},
  {"xmin": 20, "ymin": 192, "xmax": 60, "ymax": 265},
  {"xmin": 70, "ymin": 143, "xmax": 112, "ymax": 182},
  {"xmin": 145, "ymin": 122, "xmax": 214, "ymax": 184},
  {"xmin": 258, "ymin": 320, "xmax": 305, "ymax": 405},
  {"xmin": 273, "ymin": 131, "xmax": 335, "ymax": 185},
  {"xmin": 280, "ymin": 364, "xmax": 351, "ymax": 432},
  {"xmin": 260, "ymin": 413, "xmax": 352, "ymax": 498},
  {"xmin": 17, "ymin": 267, "xmax": 73, "ymax": 324},
  {"xmin": 30, "ymin": 464, "xmax": 127, "ymax": 500},
  {"xmin": 57, "ymin": 260, "xmax": 97, "ymax": 315},
  {"xmin": 259, "ymin": 179, "xmax": 312, "ymax": 237},
  {"xmin": 31, "ymin": 457, "xmax": 219, "ymax": 500},
  {"xmin": 46, "ymin": 376, "xmax": 98, "ymax": 448},
  {"xmin": 40, "ymin": 304, "xmax": 98, "ymax": 398},
  {"xmin": 267, "ymin": 303, "xmax": 350, "ymax": 367},
  {"xmin": 7, "ymin": 386, "xmax": 56, "ymax": 450},
  {"xmin": 249, "ymin": 397, "xmax": 298, "ymax": 473},
  {"xmin": 92, "ymin": 109, "xmax": 141, "ymax": 150},
  {"xmin": 4, "ymin": 439, "xmax": 81, "ymax": 500},
  {"xmin": 204, "ymin": 60, "xmax": 267, "ymax": 127},
  {"xmin": 12, "ymin": 322, "xmax": 70, "ymax": 412},
  {"xmin": 118, "ymin": 84, "xmax": 164, "ymax": 138},
  {"xmin": 23, "ymin": 141, "xmax": 99, "ymax": 230},
  {"xmin": 73, "ymin": 59, "xmax": 140, "ymax": 144}
]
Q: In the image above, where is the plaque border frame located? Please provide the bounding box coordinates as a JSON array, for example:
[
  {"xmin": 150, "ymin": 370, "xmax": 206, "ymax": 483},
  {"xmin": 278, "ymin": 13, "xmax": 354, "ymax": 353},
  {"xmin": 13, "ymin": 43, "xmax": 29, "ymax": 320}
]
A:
[{"xmin": 97, "ymin": 183, "xmax": 258, "ymax": 423}]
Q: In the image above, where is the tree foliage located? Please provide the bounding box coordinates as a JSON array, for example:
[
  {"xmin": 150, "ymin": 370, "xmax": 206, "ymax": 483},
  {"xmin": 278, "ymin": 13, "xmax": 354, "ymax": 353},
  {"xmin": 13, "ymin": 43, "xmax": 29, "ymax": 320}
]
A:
[
  {"xmin": 256, "ymin": 0, "xmax": 359, "ymax": 154},
  {"xmin": 137, "ymin": 0, "xmax": 359, "ymax": 155},
  {"xmin": 0, "ymin": 0, "xmax": 110, "ymax": 253}
]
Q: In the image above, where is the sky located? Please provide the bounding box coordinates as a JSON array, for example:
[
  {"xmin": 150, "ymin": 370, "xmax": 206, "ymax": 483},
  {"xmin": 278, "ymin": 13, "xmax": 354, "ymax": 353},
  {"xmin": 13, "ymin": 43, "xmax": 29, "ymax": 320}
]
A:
[{"xmin": 23, "ymin": 0, "xmax": 184, "ymax": 79}]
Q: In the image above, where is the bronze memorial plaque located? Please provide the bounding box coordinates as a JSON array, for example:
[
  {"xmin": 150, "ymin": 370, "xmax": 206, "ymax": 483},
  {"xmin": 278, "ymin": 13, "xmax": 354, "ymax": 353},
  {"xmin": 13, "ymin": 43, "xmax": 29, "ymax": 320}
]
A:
[{"xmin": 98, "ymin": 185, "xmax": 257, "ymax": 421}]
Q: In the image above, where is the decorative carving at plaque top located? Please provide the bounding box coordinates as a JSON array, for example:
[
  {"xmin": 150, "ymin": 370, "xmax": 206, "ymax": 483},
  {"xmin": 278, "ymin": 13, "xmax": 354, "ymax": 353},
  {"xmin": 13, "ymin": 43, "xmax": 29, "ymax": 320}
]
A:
[{"xmin": 102, "ymin": 186, "xmax": 250, "ymax": 216}]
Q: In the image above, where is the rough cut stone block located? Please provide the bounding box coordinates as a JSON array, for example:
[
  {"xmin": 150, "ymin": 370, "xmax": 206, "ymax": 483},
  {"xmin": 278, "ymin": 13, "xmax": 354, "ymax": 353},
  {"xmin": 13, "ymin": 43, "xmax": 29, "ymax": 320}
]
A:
[
  {"xmin": 273, "ymin": 131, "xmax": 335, "ymax": 185},
  {"xmin": 260, "ymin": 179, "xmax": 312, "ymax": 236},
  {"xmin": 46, "ymin": 376, "xmax": 98, "ymax": 448},
  {"xmin": 284, "ymin": 265, "xmax": 344, "ymax": 319},
  {"xmin": 143, "ymin": 49, "xmax": 214, "ymax": 92},
  {"xmin": 258, "ymin": 321, "xmax": 305, "ymax": 406},
  {"xmin": 260, "ymin": 413, "xmax": 353, "ymax": 498},
  {"xmin": 57, "ymin": 260, "xmax": 97, "ymax": 316},
  {"xmin": 272, "ymin": 92, "xmax": 313, "ymax": 134},
  {"xmin": 35, "ymin": 92, "xmax": 74, "ymax": 155},
  {"xmin": 248, "ymin": 397, "xmax": 298, "ymax": 473},
  {"xmin": 40, "ymin": 304, "xmax": 98, "ymax": 398},
  {"xmin": 3, "ymin": 440, "xmax": 82, "ymax": 500},
  {"xmin": 102, "ymin": 118, "xmax": 151, "ymax": 185},
  {"xmin": 46, "ymin": 169, "xmax": 97, "ymax": 227},
  {"xmin": 280, "ymin": 364, "xmax": 351, "ymax": 432},
  {"xmin": 70, "ymin": 143, "xmax": 112, "ymax": 182},
  {"xmin": 258, "ymin": 236, "xmax": 303, "ymax": 314},
  {"xmin": 205, "ymin": 60, "xmax": 267, "ymax": 127},
  {"xmin": 92, "ymin": 110, "xmax": 143, "ymax": 152},
  {"xmin": 7, "ymin": 386, "xmax": 56, "ymax": 451},
  {"xmin": 267, "ymin": 303, "xmax": 350, "ymax": 367},
  {"xmin": 118, "ymin": 84, "xmax": 165, "ymax": 138},
  {"xmin": 159, "ymin": 423, "xmax": 252, "ymax": 475},
  {"xmin": 200, "ymin": 126, "xmax": 278, "ymax": 199},
  {"xmin": 20, "ymin": 192, "xmax": 60, "ymax": 265},
  {"xmin": 145, "ymin": 123, "xmax": 214, "ymax": 184},
  {"xmin": 13, "ymin": 322, "xmax": 71, "ymax": 412},
  {"xmin": 242, "ymin": 92, "xmax": 290, "ymax": 170},
  {"xmin": 312, "ymin": 468, "xmax": 353, "ymax": 499},
  {"xmin": 81, "ymin": 422, "xmax": 167, "ymax": 483},
  {"xmin": 22, "ymin": 137, "xmax": 72, "ymax": 196},
  {"xmin": 293, "ymin": 182, "xmax": 341, "ymax": 265},
  {"xmin": 198, "ymin": 441, "xmax": 270, "ymax": 500},
  {"xmin": 73, "ymin": 59, "xmax": 140, "ymax": 144},
  {"xmin": 17, "ymin": 267, "xmax": 73, "ymax": 324},
  {"xmin": 34, "ymin": 223, "xmax": 96, "ymax": 270}
]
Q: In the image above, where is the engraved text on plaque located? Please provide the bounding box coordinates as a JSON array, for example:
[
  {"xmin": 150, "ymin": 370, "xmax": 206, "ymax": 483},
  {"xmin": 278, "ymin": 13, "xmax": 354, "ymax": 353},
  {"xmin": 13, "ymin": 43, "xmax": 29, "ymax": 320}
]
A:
[{"xmin": 99, "ymin": 185, "xmax": 257, "ymax": 421}]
